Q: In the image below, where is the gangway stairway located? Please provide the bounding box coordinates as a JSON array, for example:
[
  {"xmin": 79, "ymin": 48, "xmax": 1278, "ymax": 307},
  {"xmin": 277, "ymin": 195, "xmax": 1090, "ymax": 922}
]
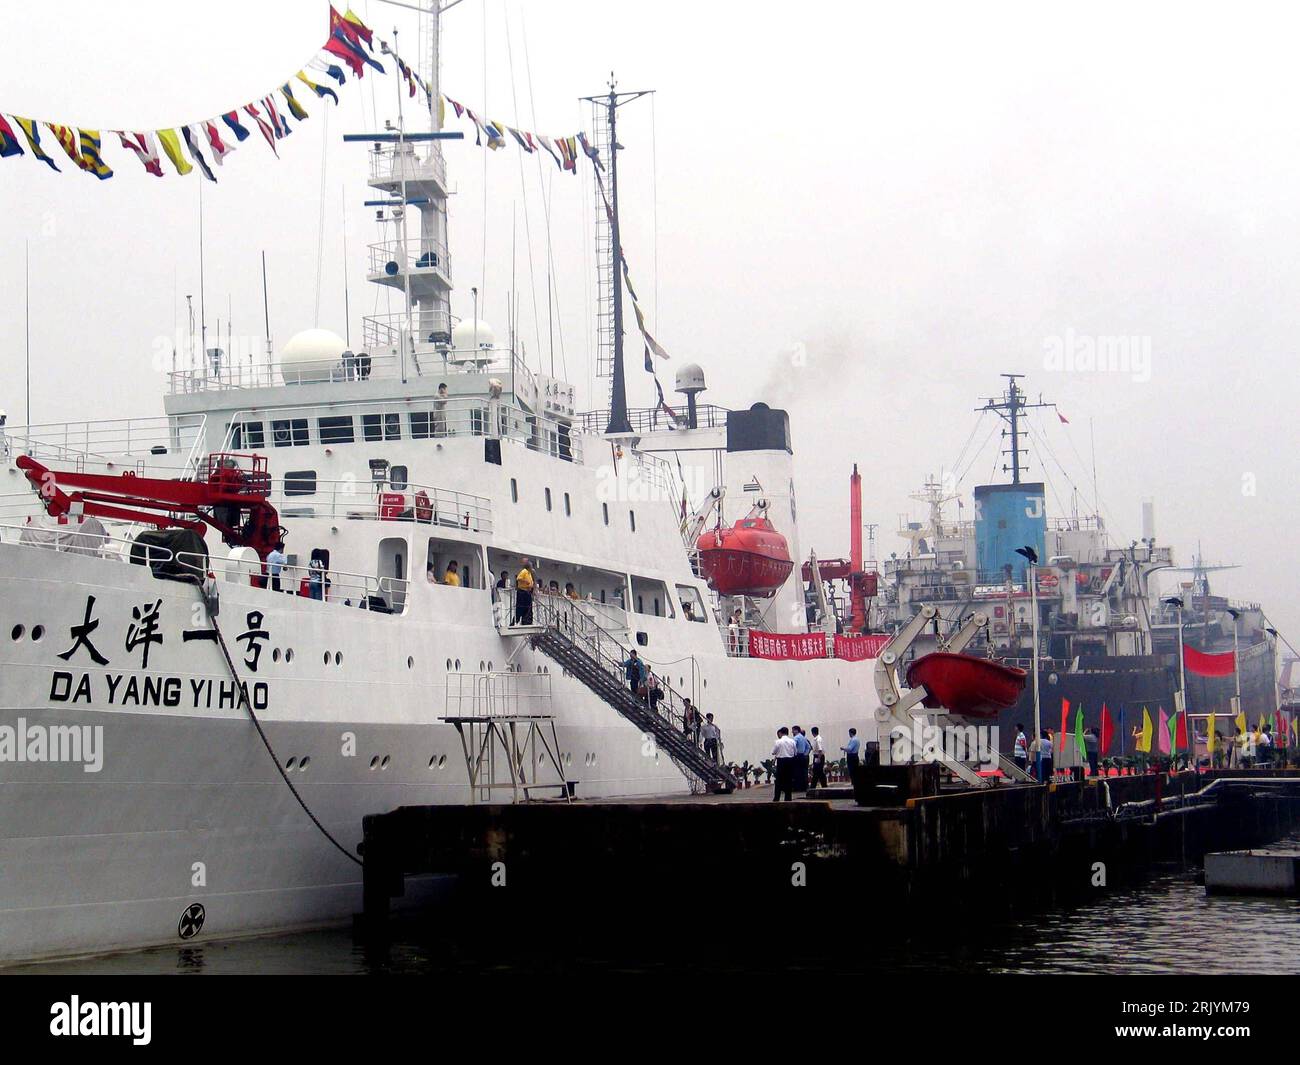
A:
[{"xmin": 526, "ymin": 596, "xmax": 738, "ymax": 794}]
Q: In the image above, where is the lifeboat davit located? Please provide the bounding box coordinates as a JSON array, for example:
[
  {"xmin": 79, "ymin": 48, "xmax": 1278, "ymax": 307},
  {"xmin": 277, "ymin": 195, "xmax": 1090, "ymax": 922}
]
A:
[
  {"xmin": 905, "ymin": 652, "xmax": 1027, "ymax": 719},
  {"xmin": 696, "ymin": 506, "xmax": 794, "ymax": 598}
]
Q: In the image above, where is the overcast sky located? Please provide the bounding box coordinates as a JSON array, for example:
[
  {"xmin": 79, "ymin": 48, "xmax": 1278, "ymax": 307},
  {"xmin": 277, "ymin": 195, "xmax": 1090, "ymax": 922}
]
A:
[{"xmin": 2, "ymin": 0, "xmax": 1296, "ymax": 646}]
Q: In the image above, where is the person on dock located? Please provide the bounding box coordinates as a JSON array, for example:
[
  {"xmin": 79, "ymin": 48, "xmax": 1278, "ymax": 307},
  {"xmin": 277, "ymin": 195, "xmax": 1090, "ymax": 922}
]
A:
[
  {"xmin": 1013, "ymin": 723, "xmax": 1029, "ymax": 774},
  {"xmin": 792, "ymin": 725, "xmax": 811, "ymax": 791},
  {"xmin": 809, "ymin": 726, "xmax": 828, "ymax": 790},
  {"xmin": 514, "ymin": 558, "xmax": 535, "ymax": 624},
  {"xmin": 623, "ymin": 649, "xmax": 646, "ymax": 696},
  {"xmin": 1038, "ymin": 730, "xmax": 1054, "ymax": 782},
  {"xmin": 701, "ymin": 713, "xmax": 721, "ymax": 764},
  {"xmin": 1084, "ymin": 726, "xmax": 1099, "ymax": 777},
  {"xmin": 771, "ymin": 727, "xmax": 796, "ymax": 801},
  {"xmin": 842, "ymin": 728, "xmax": 860, "ymax": 775}
]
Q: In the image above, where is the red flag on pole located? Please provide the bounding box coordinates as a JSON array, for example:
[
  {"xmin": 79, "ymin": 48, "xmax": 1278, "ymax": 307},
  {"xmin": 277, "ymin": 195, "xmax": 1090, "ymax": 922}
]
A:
[
  {"xmin": 1058, "ymin": 698, "xmax": 1070, "ymax": 770},
  {"xmin": 1099, "ymin": 703, "xmax": 1114, "ymax": 755},
  {"xmin": 1175, "ymin": 710, "xmax": 1189, "ymax": 752}
]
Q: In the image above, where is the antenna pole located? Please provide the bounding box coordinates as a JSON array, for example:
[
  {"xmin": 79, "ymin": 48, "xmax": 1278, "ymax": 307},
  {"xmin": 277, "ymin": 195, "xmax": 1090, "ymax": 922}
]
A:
[
  {"xmin": 199, "ymin": 180, "xmax": 207, "ymax": 370},
  {"xmin": 977, "ymin": 373, "xmax": 1056, "ymax": 485},
  {"xmin": 342, "ymin": 183, "xmax": 352, "ymax": 348},
  {"xmin": 261, "ymin": 251, "xmax": 272, "ymax": 366},
  {"xmin": 24, "ymin": 239, "xmax": 30, "ymax": 425}
]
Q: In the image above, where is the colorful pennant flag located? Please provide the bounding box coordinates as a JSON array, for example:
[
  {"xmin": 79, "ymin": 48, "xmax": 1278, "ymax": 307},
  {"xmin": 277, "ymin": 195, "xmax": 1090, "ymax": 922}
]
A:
[
  {"xmin": 46, "ymin": 123, "xmax": 85, "ymax": 170},
  {"xmin": 116, "ymin": 131, "xmax": 163, "ymax": 176},
  {"xmin": 1157, "ymin": 707, "xmax": 1170, "ymax": 755},
  {"xmin": 0, "ymin": 114, "xmax": 23, "ymax": 158},
  {"xmin": 76, "ymin": 128, "xmax": 113, "ymax": 179},
  {"xmin": 1099, "ymin": 704, "xmax": 1114, "ymax": 755},
  {"xmin": 182, "ymin": 125, "xmax": 217, "ymax": 182},
  {"xmin": 156, "ymin": 129, "xmax": 192, "ymax": 176},
  {"xmin": 243, "ymin": 104, "xmax": 278, "ymax": 155},
  {"xmin": 297, "ymin": 70, "xmax": 338, "ymax": 105},
  {"xmin": 1138, "ymin": 706, "xmax": 1153, "ymax": 753},
  {"xmin": 202, "ymin": 121, "xmax": 236, "ymax": 165},
  {"xmin": 1074, "ymin": 705, "xmax": 1086, "ymax": 764}
]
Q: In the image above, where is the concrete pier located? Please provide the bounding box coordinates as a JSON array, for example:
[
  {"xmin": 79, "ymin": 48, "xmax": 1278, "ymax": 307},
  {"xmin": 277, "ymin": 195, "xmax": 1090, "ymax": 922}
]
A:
[{"xmin": 357, "ymin": 770, "xmax": 1300, "ymax": 941}]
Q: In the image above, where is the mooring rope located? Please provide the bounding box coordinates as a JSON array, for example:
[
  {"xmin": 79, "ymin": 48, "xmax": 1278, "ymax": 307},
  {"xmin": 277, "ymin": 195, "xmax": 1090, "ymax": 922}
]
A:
[{"xmin": 198, "ymin": 582, "xmax": 362, "ymax": 867}]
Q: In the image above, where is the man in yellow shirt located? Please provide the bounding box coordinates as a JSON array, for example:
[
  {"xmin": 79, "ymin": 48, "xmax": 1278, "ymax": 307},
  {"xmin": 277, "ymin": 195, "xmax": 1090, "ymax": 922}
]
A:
[
  {"xmin": 514, "ymin": 558, "xmax": 534, "ymax": 623},
  {"xmin": 442, "ymin": 560, "xmax": 461, "ymax": 587}
]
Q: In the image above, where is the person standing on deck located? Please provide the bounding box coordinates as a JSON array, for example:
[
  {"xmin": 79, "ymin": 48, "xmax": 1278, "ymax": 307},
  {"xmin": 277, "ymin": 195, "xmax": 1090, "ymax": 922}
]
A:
[
  {"xmin": 808, "ymin": 726, "xmax": 828, "ymax": 791},
  {"xmin": 841, "ymin": 728, "xmax": 860, "ymax": 776},
  {"xmin": 266, "ymin": 541, "xmax": 287, "ymax": 593},
  {"xmin": 514, "ymin": 558, "xmax": 535, "ymax": 624},
  {"xmin": 442, "ymin": 560, "xmax": 461, "ymax": 587},
  {"xmin": 433, "ymin": 382, "xmax": 449, "ymax": 437},
  {"xmin": 771, "ymin": 727, "xmax": 796, "ymax": 802},
  {"xmin": 1013, "ymin": 723, "xmax": 1029, "ymax": 774},
  {"xmin": 682, "ymin": 698, "xmax": 700, "ymax": 742},
  {"xmin": 701, "ymin": 713, "xmax": 721, "ymax": 764}
]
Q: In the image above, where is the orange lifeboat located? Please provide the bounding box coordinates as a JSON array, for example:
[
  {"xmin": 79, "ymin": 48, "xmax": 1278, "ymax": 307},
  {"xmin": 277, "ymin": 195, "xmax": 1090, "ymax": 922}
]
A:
[{"xmin": 696, "ymin": 506, "xmax": 794, "ymax": 598}]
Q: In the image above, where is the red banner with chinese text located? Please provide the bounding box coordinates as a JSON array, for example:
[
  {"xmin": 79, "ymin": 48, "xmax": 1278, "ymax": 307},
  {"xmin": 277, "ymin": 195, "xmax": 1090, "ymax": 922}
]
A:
[
  {"xmin": 748, "ymin": 632, "xmax": 828, "ymax": 661},
  {"xmin": 833, "ymin": 634, "xmax": 890, "ymax": 661}
]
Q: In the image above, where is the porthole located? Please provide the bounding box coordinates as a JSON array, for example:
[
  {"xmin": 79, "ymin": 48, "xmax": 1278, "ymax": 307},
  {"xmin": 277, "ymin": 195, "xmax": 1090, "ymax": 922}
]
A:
[
  {"xmin": 446, "ymin": 658, "xmax": 452, "ymax": 671},
  {"xmin": 298, "ymin": 757, "xmax": 310, "ymax": 771},
  {"xmin": 285, "ymin": 757, "xmax": 297, "ymax": 770},
  {"xmin": 487, "ymin": 661, "xmax": 493, "ymax": 671},
  {"xmin": 335, "ymin": 652, "xmax": 342, "ymax": 666},
  {"xmin": 10, "ymin": 625, "xmax": 23, "ymax": 641},
  {"xmin": 428, "ymin": 755, "xmax": 437, "ymax": 769},
  {"xmin": 538, "ymin": 753, "xmax": 546, "ymax": 766},
  {"xmin": 479, "ymin": 660, "xmax": 486, "ymax": 672},
  {"xmin": 30, "ymin": 625, "xmax": 44, "ymax": 642},
  {"xmin": 590, "ymin": 753, "xmax": 598, "ymax": 767},
  {"xmin": 323, "ymin": 651, "xmax": 332, "ymax": 665},
  {"xmin": 369, "ymin": 756, "xmax": 380, "ymax": 770},
  {"xmin": 273, "ymin": 648, "xmax": 281, "ymax": 663},
  {"xmin": 380, "ymin": 755, "xmax": 391, "ymax": 770},
  {"xmin": 454, "ymin": 659, "xmax": 461, "ymax": 671},
  {"xmin": 408, "ymin": 656, "xmax": 415, "ymax": 669},
  {"xmin": 285, "ymin": 649, "xmax": 294, "ymax": 664},
  {"xmin": 437, "ymin": 755, "xmax": 447, "ymax": 769}
]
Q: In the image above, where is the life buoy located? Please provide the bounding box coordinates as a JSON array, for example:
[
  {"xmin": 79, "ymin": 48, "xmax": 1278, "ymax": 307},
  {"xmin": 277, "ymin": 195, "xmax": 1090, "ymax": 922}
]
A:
[{"xmin": 414, "ymin": 490, "xmax": 433, "ymax": 523}]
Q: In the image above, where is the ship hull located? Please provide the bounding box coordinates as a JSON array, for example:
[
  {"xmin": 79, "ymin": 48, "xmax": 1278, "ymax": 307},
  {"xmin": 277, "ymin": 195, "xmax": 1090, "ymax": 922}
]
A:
[{"xmin": 0, "ymin": 540, "xmax": 871, "ymax": 964}]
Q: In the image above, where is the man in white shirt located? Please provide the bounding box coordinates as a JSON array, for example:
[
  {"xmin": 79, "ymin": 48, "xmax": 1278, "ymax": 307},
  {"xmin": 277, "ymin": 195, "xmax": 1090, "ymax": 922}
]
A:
[
  {"xmin": 771, "ymin": 727, "xmax": 796, "ymax": 802},
  {"xmin": 808, "ymin": 726, "xmax": 828, "ymax": 790}
]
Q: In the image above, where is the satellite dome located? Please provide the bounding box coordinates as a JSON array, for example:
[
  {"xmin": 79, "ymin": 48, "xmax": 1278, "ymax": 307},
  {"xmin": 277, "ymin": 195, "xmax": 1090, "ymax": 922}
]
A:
[
  {"xmin": 675, "ymin": 363, "xmax": 706, "ymax": 394},
  {"xmin": 451, "ymin": 318, "xmax": 496, "ymax": 351},
  {"xmin": 279, "ymin": 328, "xmax": 347, "ymax": 384}
]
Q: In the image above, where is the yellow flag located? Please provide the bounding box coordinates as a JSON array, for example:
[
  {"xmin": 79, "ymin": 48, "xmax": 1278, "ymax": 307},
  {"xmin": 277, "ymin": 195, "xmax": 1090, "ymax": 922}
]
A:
[
  {"xmin": 1254, "ymin": 716, "xmax": 1264, "ymax": 741},
  {"xmin": 438, "ymin": 93, "xmax": 446, "ymax": 129},
  {"xmin": 1235, "ymin": 711, "xmax": 1247, "ymax": 735},
  {"xmin": 1207, "ymin": 713, "xmax": 1216, "ymax": 752},
  {"xmin": 157, "ymin": 129, "xmax": 192, "ymax": 175},
  {"xmin": 1138, "ymin": 706, "xmax": 1153, "ymax": 753}
]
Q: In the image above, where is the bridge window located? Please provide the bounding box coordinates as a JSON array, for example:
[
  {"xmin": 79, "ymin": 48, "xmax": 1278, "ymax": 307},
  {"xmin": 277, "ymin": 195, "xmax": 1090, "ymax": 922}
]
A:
[
  {"xmin": 319, "ymin": 416, "xmax": 355, "ymax": 445},
  {"xmin": 363, "ymin": 413, "xmax": 401, "ymax": 442},
  {"xmin": 510, "ymin": 478, "xmax": 518, "ymax": 503},
  {"xmin": 545, "ymin": 488, "xmax": 552, "ymax": 512},
  {"xmin": 564, "ymin": 492, "xmax": 571, "ymax": 517},
  {"xmin": 390, "ymin": 465, "xmax": 409, "ymax": 491},
  {"xmin": 284, "ymin": 471, "xmax": 317, "ymax": 497},
  {"xmin": 629, "ymin": 510, "xmax": 636, "ymax": 532},
  {"xmin": 603, "ymin": 503, "xmax": 609, "ymax": 526},
  {"xmin": 410, "ymin": 411, "xmax": 433, "ymax": 439},
  {"xmin": 271, "ymin": 418, "xmax": 309, "ymax": 447},
  {"xmin": 231, "ymin": 420, "xmax": 264, "ymax": 449}
]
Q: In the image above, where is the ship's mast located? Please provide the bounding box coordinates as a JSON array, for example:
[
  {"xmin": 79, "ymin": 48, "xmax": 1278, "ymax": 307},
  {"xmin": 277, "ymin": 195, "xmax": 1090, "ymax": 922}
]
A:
[
  {"xmin": 977, "ymin": 373, "xmax": 1056, "ymax": 485},
  {"xmin": 582, "ymin": 76, "xmax": 650, "ymax": 436}
]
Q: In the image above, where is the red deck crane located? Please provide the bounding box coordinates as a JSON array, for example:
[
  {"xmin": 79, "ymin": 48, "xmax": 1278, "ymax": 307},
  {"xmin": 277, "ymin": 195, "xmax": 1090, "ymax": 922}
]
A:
[{"xmin": 16, "ymin": 452, "xmax": 284, "ymax": 561}]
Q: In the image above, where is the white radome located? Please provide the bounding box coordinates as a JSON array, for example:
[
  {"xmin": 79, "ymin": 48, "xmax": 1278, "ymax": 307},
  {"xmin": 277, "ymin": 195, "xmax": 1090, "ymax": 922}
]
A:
[
  {"xmin": 451, "ymin": 318, "xmax": 496, "ymax": 351},
  {"xmin": 279, "ymin": 328, "xmax": 348, "ymax": 383}
]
